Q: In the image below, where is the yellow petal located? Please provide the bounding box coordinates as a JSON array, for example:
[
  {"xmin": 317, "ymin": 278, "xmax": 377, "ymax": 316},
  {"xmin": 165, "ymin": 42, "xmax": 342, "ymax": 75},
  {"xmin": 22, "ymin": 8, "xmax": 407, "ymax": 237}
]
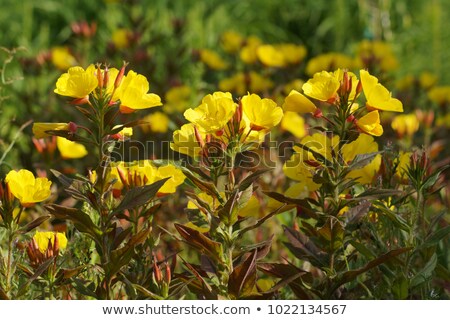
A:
[
  {"xmin": 282, "ymin": 90, "xmax": 317, "ymax": 113},
  {"xmin": 360, "ymin": 69, "xmax": 403, "ymax": 112}
]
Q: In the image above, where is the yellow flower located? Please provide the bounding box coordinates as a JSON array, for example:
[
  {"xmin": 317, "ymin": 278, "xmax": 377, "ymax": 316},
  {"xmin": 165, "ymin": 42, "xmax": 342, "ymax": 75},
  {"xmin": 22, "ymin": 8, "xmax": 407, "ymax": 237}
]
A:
[
  {"xmin": 391, "ymin": 114, "xmax": 419, "ymax": 137},
  {"xmin": 360, "ymin": 69, "xmax": 403, "ymax": 112},
  {"xmin": 282, "ymin": 79, "xmax": 304, "ymax": 95},
  {"xmin": 395, "ymin": 151, "xmax": 411, "ymax": 180},
  {"xmin": 113, "ymin": 70, "xmax": 162, "ymax": 112},
  {"xmin": 279, "ymin": 44, "xmax": 307, "ymax": 65},
  {"xmin": 355, "ymin": 110, "xmax": 383, "ymax": 136},
  {"xmin": 5, "ymin": 170, "xmax": 52, "ymax": 206},
  {"xmin": 239, "ymin": 36, "xmax": 262, "ymax": 64},
  {"xmin": 283, "ymin": 153, "xmax": 321, "ymax": 192},
  {"xmin": 218, "ymin": 72, "xmax": 273, "ymax": 95},
  {"xmin": 33, "ymin": 231, "xmax": 68, "ymax": 253},
  {"xmin": 302, "ymin": 70, "xmax": 340, "ymax": 102},
  {"xmin": 281, "ymin": 112, "xmax": 306, "ymax": 138},
  {"xmin": 155, "ymin": 164, "xmax": 186, "ymax": 194},
  {"xmin": 33, "ymin": 123, "xmax": 69, "ymax": 139},
  {"xmin": 419, "ymin": 72, "xmax": 437, "ymax": 89},
  {"xmin": 56, "ymin": 137, "xmax": 88, "ymax": 159},
  {"xmin": 294, "ymin": 133, "xmax": 340, "ymax": 162},
  {"xmin": 112, "ymin": 28, "xmax": 131, "ymax": 49},
  {"xmin": 357, "ymin": 40, "xmax": 398, "ymax": 72},
  {"xmin": 241, "ymin": 93, "xmax": 283, "ymax": 131},
  {"xmin": 54, "ymin": 65, "xmax": 98, "ymax": 99},
  {"xmin": 170, "ymin": 123, "xmax": 205, "ymax": 158},
  {"xmin": 199, "ymin": 49, "xmax": 228, "ymax": 70},
  {"xmin": 428, "ymin": 86, "xmax": 450, "ymax": 105},
  {"xmin": 51, "ymin": 46, "xmax": 77, "ymax": 70},
  {"xmin": 184, "ymin": 92, "xmax": 236, "ymax": 133},
  {"xmin": 257, "ymin": 45, "xmax": 286, "ymax": 67},
  {"xmin": 282, "ymin": 90, "xmax": 317, "ymax": 113},
  {"xmin": 341, "ymin": 134, "xmax": 381, "ymax": 184},
  {"xmin": 305, "ymin": 52, "xmax": 355, "ymax": 76},
  {"xmin": 142, "ymin": 111, "xmax": 170, "ymax": 133},
  {"xmin": 164, "ymin": 85, "xmax": 191, "ymax": 113},
  {"xmin": 221, "ymin": 31, "xmax": 244, "ymax": 53}
]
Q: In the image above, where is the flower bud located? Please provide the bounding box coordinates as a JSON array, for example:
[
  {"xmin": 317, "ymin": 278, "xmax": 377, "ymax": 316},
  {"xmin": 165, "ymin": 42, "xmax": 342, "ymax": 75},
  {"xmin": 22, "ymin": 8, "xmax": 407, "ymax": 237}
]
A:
[
  {"xmin": 114, "ymin": 62, "xmax": 129, "ymax": 89},
  {"xmin": 194, "ymin": 125, "xmax": 205, "ymax": 148}
]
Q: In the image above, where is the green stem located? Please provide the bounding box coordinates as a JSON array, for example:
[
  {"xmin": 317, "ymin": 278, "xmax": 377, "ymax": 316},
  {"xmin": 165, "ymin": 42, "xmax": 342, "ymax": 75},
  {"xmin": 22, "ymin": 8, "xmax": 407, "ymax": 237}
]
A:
[{"xmin": 5, "ymin": 229, "xmax": 14, "ymax": 294}]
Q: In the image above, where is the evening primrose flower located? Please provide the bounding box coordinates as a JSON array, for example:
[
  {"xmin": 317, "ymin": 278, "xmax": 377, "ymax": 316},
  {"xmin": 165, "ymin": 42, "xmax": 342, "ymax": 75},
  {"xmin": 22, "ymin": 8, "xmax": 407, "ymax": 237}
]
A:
[
  {"xmin": 281, "ymin": 112, "xmax": 306, "ymax": 138},
  {"xmin": 218, "ymin": 72, "xmax": 273, "ymax": 95},
  {"xmin": 241, "ymin": 93, "xmax": 283, "ymax": 131},
  {"xmin": 305, "ymin": 52, "xmax": 355, "ymax": 76},
  {"xmin": 294, "ymin": 133, "xmax": 340, "ymax": 163},
  {"xmin": 156, "ymin": 165, "xmax": 186, "ymax": 194},
  {"xmin": 278, "ymin": 44, "xmax": 307, "ymax": 65},
  {"xmin": 302, "ymin": 70, "xmax": 340, "ymax": 102},
  {"xmin": 56, "ymin": 137, "xmax": 88, "ymax": 158},
  {"xmin": 257, "ymin": 45, "xmax": 286, "ymax": 67},
  {"xmin": 5, "ymin": 169, "xmax": 52, "ymax": 206},
  {"xmin": 33, "ymin": 231, "xmax": 68, "ymax": 253},
  {"xmin": 113, "ymin": 70, "xmax": 162, "ymax": 113},
  {"xmin": 395, "ymin": 151, "xmax": 412, "ymax": 181},
  {"xmin": 355, "ymin": 110, "xmax": 383, "ymax": 136},
  {"xmin": 164, "ymin": 85, "xmax": 191, "ymax": 113},
  {"xmin": 142, "ymin": 111, "xmax": 170, "ymax": 133},
  {"xmin": 283, "ymin": 153, "xmax": 321, "ymax": 192},
  {"xmin": 360, "ymin": 69, "xmax": 403, "ymax": 112},
  {"xmin": 199, "ymin": 49, "xmax": 228, "ymax": 70},
  {"xmin": 239, "ymin": 36, "xmax": 262, "ymax": 64},
  {"xmin": 282, "ymin": 90, "xmax": 317, "ymax": 114},
  {"xmin": 112, "ymin": 28, "xmax": 131, "ymax": 49},
  {"xmin": 51, "ymin": 46, "xmax": 77, "ymax": 70},
  {"xmin": 54, "ymin": 65, "xmax": 98, "ymax": 99},
  {"xmin": 391, "ymin": 114, "xmax": 419, "ymax": 137},
  {"xmin": 341, "ymin": 134, "xmax": 381, "ymax": 184},
  {"xmin": 184, "ymin": 92, "xmax": 236, "ymax": 133},
  {"xmin": 171, "ymin": 123, "xmax": 205, "ymax": 158},
  {"xmin": 357, "ymin": 40, "xmax": 398, "ymax": 72},
  {"xmin": 428, "ymin": 86, "xmax": 450, "ymax": 105},
  {"xmin": 32, "ymin": 122, "xmax": 70, "ymax": 139},
  {"xmin": 221, "ymin": 31, "xmax": 244, "ymax": 53}
]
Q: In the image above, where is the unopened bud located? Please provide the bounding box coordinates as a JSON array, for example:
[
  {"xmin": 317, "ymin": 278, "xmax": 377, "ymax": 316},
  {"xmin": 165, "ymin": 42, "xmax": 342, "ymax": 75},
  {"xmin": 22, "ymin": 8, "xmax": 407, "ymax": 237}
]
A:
[
  {"xmin": 103, "ymin": 65, "xmax": 109, "ymax": 88},
  {"xmin": 313, "ymin": 109, "xmax": 323, "ymax": 118},
  {"xmin": 164, "ymin": 263, "xmax": 171, "ymax": 284},
  {"xmin": 70, "ymin": 97, "xmax": 89, "ymax": 105},
  {"xmin": 68, "ymin": 122, "xmax": 78, "ymax": 134},
  {"xmin": 114, "ymin": 62, "xmax": 128, "ymax": 89},
  {"xmin": 153, "ymin": 258, "xmax": 162, "ymax": 284},
  {"xmin": 346, "ymin": 114, "xmax": 355, "ymax": 123},
  {"xmin": 194, "ymin": 126, "xmax": 205, "ymax": 148},
  {"xmin": 356, "ymin": 80, "xmax": 363, "ymax": 96},
  {"xmin": 96, "ymin": 65, "xmax": 103, "ymax": 89}
]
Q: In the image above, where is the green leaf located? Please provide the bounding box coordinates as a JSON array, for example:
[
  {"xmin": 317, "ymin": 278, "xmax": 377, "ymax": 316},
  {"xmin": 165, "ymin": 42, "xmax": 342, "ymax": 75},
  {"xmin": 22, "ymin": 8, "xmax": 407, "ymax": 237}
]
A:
[
  {"xmin": 228, "ymin": 250, "xmax": 257, "ymax": 298},
  {"xmin": 238, "ymin": 169, "xmax": 271, "ymax": 191},
  {"xmin": 217, "ymin": 191, "xmax": 239, "ymax": 226},
  {"xmin": 392, "ymin": 274, "xmax": 409, "ymax": 299},
  {"xmin": 181, "ymin": 169, "xmax": 224, "ymax": 202},
  {"xmin": 354, "ymin": 188, "xmax": 403, "ymax": 200},
  {"xmin": 174, "ymin": 223, "xmax": 223, "ymax": 262},
  {"xmin": 410, "ymin": 253, "xmax": 438, "ymax": 288},
  {"xmin": 317, "ymin": 217, "xmax": 344, "ymax": 252},
  {"xmin": 44, "ymin": 204, "xmax": 102, "ymax": 243},
  {"xmin": 133, "ymin": 284, "xmax": 163, "ymax": 300},
  {"xmin": 16, "ymin": 257, "xmax": 55, "ymax": 298},
  {"xmin": 294, "ymin": 142, "xmax": 332, "ymax": 166},
  {"xmin": 112, "ymin": 178, "xmax": 169, "ymax": 215},
  {"xmin": 264, "ymin": 191, "xmax": 317, "ymax": 218},
  {"xmin": 283, "ymin": 225, "xmax": 329, "ymax": 268},
  {"xmin": 185, "ymin": 208, "xmax": 210, "ymax": 231},
  {"xmin": 109, "ymin": 228, "xmax": 151, "ymax": 277},
  {"xmin": 348, "ymin": 151, "xmax": 383, "ymax": 170},
  {"xmin": 419, "ymin": 226, "xmax": 450, "ymax": 249},
  {"xmin": 331, "ymin": 247, "xmax": 411, "ymax": 292},
  {"xmin": 18, "ymin": 215, "xmax": 50, "ymax": 234}
]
